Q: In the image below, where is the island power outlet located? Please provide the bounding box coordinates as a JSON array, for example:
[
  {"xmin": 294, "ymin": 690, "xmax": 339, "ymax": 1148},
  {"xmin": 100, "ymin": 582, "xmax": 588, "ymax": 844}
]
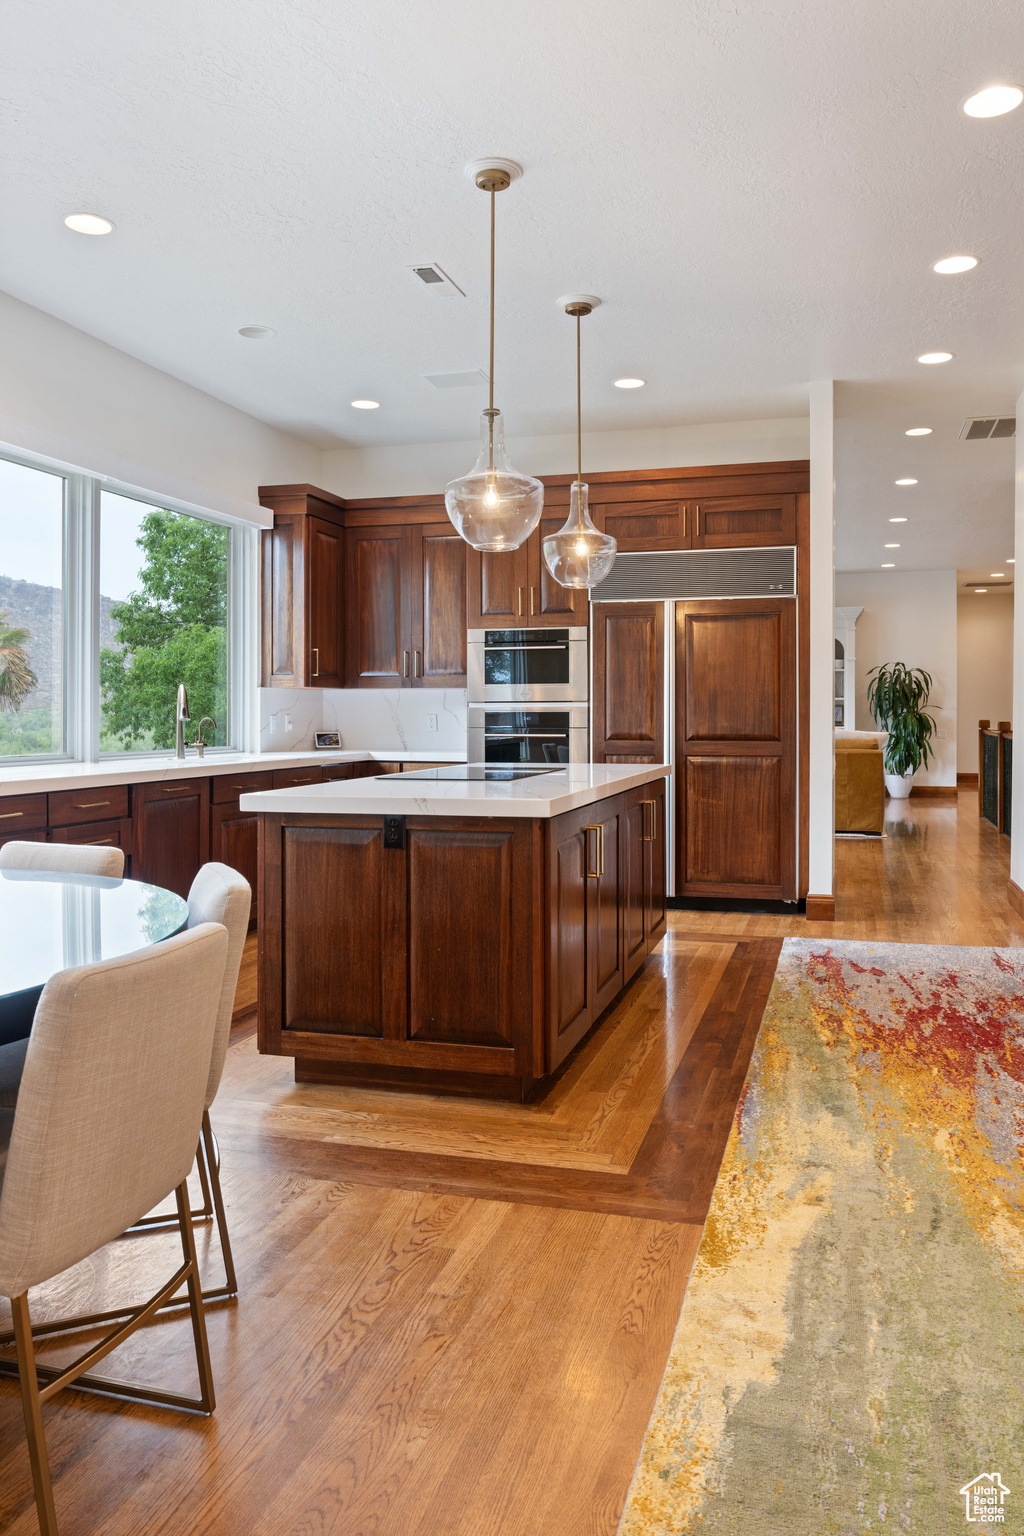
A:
[{"xmin": 383, "ymin": 815, "xmax": 406, "ymax": 849}]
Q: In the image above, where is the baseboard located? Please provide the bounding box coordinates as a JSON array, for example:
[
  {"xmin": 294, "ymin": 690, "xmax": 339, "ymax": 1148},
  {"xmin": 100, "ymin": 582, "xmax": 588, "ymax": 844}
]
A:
[
  {"xmin": 1009, "ymin": 880, "xmax": 1024, "ymax": 921},
  {"xmin": 908, "ymin": 785, "xmax": 958, "ymax": 799},
  {"xmin": 805, "ymin": 893, "xmax": 836, "ymax": 921},
  {"xmin": 957, "ymin": 772, "xmax": 979, "ymax": 787}
]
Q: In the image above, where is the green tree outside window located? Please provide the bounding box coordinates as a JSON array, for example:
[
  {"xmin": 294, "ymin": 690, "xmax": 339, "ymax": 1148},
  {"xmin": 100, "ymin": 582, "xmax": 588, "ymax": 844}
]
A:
[{"xmin": 101, "ymin": 510, "xmax": 229, "ymax": 751}]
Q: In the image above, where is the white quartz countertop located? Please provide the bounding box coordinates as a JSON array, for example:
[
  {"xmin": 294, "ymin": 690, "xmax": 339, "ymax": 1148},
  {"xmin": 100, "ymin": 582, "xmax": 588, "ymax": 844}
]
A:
[
  {"xmin": 240, "ymin": 762, "xmax": 671, "ymax": 820},
  {"xmin": 0, "ymin": 749, "xmax": 465, "ymax": 796}
]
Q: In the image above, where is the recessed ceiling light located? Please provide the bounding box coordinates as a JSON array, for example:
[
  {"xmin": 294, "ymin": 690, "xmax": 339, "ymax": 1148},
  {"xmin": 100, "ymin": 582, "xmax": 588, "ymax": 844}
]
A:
[
  {"xmin": 991, "ymin": 573, "xmax": 1004, "ymax": 578},
  {"xmin": 64, "ymin": 212, "xmax": 114, "ymax": 235},
  {"xmin": 895, "ymin": 478, "xmax": 918, "ymax": 485},
  {"xmin": 975, "ymin": 588, "xmax": 988, "ymax": 593},
  {"xmin": 889, "ymin": 517, "xmax": 908, "ymax": 522},
  {"xmin": 881, "ymin": 563, "xmax": 896, "ymax": 568},
  {"xmin": 964, "ymin": 85, "xmax": 1023, "ymax": 117},
  {"xmin": 933, "ymin": 255, "xmax": 979, "ymax": 274},
  {"xmin": 351, "ymin": 399, "xmax": 380, "ymax": 409},
  {"xmin": 917, "ymin": 352, "xmax": 954, "ymax": 365},
  {"xmin": 905, "ymin": 427, "xmax": 932, "ymax": 436},
  {"xmin": 1007, "ymin": 558, "xmax": 1015, "ymax": 563},
  {"xmin": 885, "ymin": 543, "xmax": 901, "ymax": 548},
  {"xmin": 614, "ymin": 378, "xmax": 645, "ymax": 389},
  {"xmin": 238, "ymin": 325, "xmax": 276, "ymax": 339}
]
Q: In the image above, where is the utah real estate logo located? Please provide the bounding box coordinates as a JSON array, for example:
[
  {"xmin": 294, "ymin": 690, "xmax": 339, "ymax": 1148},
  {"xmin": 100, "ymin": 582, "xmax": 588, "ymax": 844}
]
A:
[{"xmin": 959, "ymin": 1473, "xmax": 1010, "ymax": 1523}]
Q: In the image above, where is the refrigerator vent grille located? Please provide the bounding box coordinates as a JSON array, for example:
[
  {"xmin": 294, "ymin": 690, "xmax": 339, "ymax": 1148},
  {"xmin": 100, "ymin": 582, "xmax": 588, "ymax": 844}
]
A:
[{"xmin": 590, "ymin": 546, "xmax": 797, "ymax": 602}]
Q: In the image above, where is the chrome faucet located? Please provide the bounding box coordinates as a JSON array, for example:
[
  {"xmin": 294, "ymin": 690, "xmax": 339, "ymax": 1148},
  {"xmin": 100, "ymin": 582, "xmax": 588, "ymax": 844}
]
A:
[{"xmin": 174, "ymin": 683, "xmax": 191, "ymax": 761}]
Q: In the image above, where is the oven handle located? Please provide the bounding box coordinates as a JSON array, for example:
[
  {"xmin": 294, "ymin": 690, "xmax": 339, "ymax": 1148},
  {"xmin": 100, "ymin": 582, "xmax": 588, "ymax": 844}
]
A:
[
  {"xmin": 482, "ymin": 644, "xmax": 569, "ymax": 651},
  {"xmin": 483, "ymin": 732, "xmax": 570, "ymax": 739}
]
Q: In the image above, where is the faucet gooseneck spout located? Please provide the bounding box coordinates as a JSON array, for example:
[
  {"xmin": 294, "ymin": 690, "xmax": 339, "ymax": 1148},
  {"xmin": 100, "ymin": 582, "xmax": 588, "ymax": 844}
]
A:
[{"xmin": 175, "ymin": 683, "xmax": 191, "ymax": 761}]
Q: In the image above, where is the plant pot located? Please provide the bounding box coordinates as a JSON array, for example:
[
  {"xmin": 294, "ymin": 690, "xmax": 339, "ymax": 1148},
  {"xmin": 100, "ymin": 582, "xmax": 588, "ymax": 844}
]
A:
[{"xmin": 884, "ymin": 772, "xmax": 914, "ymax": 799}]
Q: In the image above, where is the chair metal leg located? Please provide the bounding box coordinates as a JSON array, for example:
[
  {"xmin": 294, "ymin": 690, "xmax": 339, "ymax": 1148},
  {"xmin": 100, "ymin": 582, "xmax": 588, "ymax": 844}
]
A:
[
  {"xmin": 175, "ymin": 1183, "xmax": 216, "ymax": 1414},
  {"xmin": 199, "ymin": 1110, "xmax": 238, "ymax": 1301},
  {"xmin": 0, "ymin": 1181, "xmax": 217, "ymax": 1418},
  {"xmin": 11, "ymin": 1294, "xmax": 59, "ymax": 1536}
]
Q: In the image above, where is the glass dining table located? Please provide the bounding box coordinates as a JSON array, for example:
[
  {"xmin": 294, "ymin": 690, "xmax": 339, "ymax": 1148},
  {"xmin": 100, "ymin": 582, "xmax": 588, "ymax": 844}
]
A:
[{"xmin": 0, "ymin": 869, "xmax": 189, "ymax": 1045}]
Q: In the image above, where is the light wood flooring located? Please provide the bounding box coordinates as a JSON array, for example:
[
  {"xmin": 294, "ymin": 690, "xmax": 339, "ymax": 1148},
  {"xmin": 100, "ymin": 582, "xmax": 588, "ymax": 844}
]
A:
[{"xmin": 0, "ymin": 790, "xmax": 1019, "ymax": 1536}]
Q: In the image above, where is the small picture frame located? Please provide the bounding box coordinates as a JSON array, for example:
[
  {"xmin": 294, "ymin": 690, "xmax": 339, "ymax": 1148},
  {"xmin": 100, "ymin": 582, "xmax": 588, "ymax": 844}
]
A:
[{"xmin": 314, "ymin": 730, "xmax": 341, "ymax": 749}]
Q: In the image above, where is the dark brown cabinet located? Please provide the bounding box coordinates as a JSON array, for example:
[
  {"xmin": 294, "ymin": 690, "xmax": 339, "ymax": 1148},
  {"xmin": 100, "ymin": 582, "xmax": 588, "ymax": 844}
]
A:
[
  {"xmin": 132, "ymin": 778, "xmax": 210, "ymax": 898},
  {"xmin": 621, "ymin": 781, "xmax": 667, "ymax": 983},
  {"xmin": 591, "ymin": 602, "xmax": 665, "ymax": 763},
  {"xmin": 258, "ymin": 778, "xmax": 668, "ymax": 1098},
  {"xmin": 594, "ymin": 500, "xmax": 687, "ymax": 551},
  {"xmin": 675, "ymin": 599, "xmax": 796, "ymax": 901},
  {"xmin": 259, "ymin": 488, "xmax": 347, "ymax": 689},
  {"xmin": 466, "ymin": 519, "xmax": 588, "ymax": 629},
  {"xmin": 210, "ymin": 803, "xmax": 259, "ymax": 921},
  {"xmin": 347, "ymin": 522, "xmax": 467, "ymax": 688},
  {"xmin": 545, "ymin": 797, "xmax": 624, "ymax": 1070},
  {"xmin": 689, "ymin": 493, "xmax": 796, "ymax": 548}
]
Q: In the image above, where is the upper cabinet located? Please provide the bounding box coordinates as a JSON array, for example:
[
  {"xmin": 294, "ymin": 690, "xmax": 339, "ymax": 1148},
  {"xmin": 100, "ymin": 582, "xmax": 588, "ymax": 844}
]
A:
[
  {"xmin": 689, "ymin": 493, "xmax": 797, "ymax": 548},
  {"xmin": 258, "ymin": 465, "xmax": 808, "ymax": 691},
  {"xmin": 260, "ymin": 487, "xmax": 347, "ymax": 689},
  {"xmin": 346, "ymin": 519, "xmax": 467, "ymax": 689},
  {"xmin": 467, "ymin": 517, "xmax": 588, "ymax": 629}
]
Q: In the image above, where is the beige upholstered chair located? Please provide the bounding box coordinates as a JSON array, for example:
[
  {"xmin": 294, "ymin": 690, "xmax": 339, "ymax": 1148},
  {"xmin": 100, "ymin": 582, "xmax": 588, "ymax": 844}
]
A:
[
  {"xmin": 0, "ymin": 840, "xmax": 125, "ymax": 878},
  {"xmin": 0, "ymin": 842, "xmax": 126, "ymax": 1113},
  {"xmin": 128, "ymin": 863, "xmax": 251, "ymax": 1301},
  {"xmin": 0, "ymin": 923, "xmax": 228, "ymax": 1536}
]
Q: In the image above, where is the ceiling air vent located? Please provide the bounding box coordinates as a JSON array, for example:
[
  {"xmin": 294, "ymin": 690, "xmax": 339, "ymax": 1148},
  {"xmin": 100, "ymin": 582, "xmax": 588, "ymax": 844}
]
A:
[
  {"xmin": 959, "ymin": 416, "xmax": 1016, "ymax": 440},
  {"xmin": 424, "ymin": 370, "xmax": 489, "ymax": 389},
  {"xmin": 407, "ymin": 264, "xmax": 466, "ymax": 299}
]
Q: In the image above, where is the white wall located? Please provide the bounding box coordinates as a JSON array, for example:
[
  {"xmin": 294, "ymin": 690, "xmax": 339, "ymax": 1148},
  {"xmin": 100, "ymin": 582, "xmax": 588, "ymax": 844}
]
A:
[
  {"xmin": 1012, "ymin": 388, "xmax": 1024, "ymax": 891},
  {"xmin": 0, "ymin": 290, "xmax": 320, "ymax": 525},
  {"xmin": 834, "ymin": 569, "xmax": 958, "ymax": 785},
  {"xmin": 956, "ymin": 590, "xmax": 1013, "ymax": 773},
  {"xmin": 808, "ymin": 381, "xmax": 835, "ymax": 901},
  {"xmin": 321, "ymin": 417, "xmax": 810, "ymax": 500}
]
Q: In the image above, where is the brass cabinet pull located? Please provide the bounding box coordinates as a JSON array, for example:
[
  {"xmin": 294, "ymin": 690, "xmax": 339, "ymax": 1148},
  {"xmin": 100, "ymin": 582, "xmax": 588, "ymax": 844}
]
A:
[
  {"xmin": 402, "ymin": 650, "xmax": 410, "ymax": 677},
  {"xmin": 74, "ymin": 800, "xmax": 110, "ymax": 809},
  {"xmin": 530, "ymin": 586, "xmax": 536, "ymax": 616},
  {"xmin": 582, "ymin": 823, "xmax": 605, "ymax": 877},
  {"xmin": 682, "ymin": 505, "xmax": 687, "ymax": 541},
  {"xmin": 695, "ymin": 504, "xmax": 700, "ymax": 537},
  {"xmin": 414, "ymin": 650, "xmax": 421, "ymax": 677},
  {"xmin": 83, "ymin": 838, "xmax": 115, "ymax": 846},
  {"xmin": 0, "ymin": 811, "xmax": 24, "ymax": 819},
  {"xmin": 159, "ymin": 785, "xmax": 184, "ymax": 792},
  {"xmin": 642, "ymin": 799, "xmax": 658, "ymax": 842},
  {"xmin": 312, "ymin": 647, "xmax": 320, "ymax": 677},
  {"xmin": 517, "ymin": 587, "xmax": 524, "ymax": 617}
]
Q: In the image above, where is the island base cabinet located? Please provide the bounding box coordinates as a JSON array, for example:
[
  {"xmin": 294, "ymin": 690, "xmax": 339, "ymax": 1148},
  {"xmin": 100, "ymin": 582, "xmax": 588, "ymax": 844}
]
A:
[
  {"xmin": 257, "ymin": 778, "xmax": 669, "ymax": 1099},
  {"xmin": 259, "ymin": 815, "xmax": 544, "ymax": 1095}
]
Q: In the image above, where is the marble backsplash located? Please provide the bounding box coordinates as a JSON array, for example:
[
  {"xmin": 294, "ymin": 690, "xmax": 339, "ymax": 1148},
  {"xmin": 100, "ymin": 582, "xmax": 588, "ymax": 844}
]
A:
[{"xmin": 259, "ymin": 687, "xmax": 467, "ymax": 753}]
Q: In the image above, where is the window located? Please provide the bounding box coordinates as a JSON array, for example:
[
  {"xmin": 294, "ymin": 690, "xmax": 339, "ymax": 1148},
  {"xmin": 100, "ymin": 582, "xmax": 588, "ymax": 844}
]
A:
[
  {"xmin": 0, "ymin": 458, "xmax": 66, "ymax": 759},
  {"xmin": 0, "ymin": 448, "xmax": 256, "ymax": 764},
  {"xmin": 100, "ymin": 492, "xmax": 229, "ymax": 753}
]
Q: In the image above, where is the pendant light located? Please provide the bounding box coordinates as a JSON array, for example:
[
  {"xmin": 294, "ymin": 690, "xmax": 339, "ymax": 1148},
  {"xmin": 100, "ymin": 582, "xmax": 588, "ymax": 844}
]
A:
[
  {"xmin": 542, "ymin": 297, "xmax": 617, "ymax": 589},
  {"xmin": 444, "ymin": 160, "xmax": 544, "ymax": 552}
]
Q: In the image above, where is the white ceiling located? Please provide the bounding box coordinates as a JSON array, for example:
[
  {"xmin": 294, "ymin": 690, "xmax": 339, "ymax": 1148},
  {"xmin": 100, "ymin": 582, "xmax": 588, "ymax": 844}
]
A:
[{"xmin": 1, "ymin": 0, "xmax": 1022, "ymax": 569}]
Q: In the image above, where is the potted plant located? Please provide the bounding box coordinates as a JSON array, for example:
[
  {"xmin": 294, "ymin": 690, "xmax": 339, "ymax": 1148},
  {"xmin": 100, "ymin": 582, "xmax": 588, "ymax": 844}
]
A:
[{"xmin": 866, "ymin": 662, "xmax": 938, "ymax": 798}]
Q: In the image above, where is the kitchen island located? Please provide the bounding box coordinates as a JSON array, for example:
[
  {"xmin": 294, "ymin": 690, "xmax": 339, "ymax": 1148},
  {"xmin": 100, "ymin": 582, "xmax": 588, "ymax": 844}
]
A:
[{"xmin": 243, "ymin": 763, "xmax": 669, "ymax": 1100}]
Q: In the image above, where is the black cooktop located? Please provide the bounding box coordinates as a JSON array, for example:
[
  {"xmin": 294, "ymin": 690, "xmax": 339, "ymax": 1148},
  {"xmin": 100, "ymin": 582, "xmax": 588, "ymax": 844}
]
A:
[{"xmin": 377, "ymin": 765, "xmax": 560, "ymax": 783}]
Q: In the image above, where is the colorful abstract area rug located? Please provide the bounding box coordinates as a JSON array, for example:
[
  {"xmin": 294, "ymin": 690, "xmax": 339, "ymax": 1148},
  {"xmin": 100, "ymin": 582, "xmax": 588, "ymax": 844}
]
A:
[{"xmin": 620, "ymin": 938, "xmax": 1024, "ymax": 1534}]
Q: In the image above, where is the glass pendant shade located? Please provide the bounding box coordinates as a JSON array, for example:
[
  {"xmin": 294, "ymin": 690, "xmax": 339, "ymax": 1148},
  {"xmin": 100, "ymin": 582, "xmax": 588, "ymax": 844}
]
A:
[
  {"xmin": 542, "ymin": 480, "xmax": 617, "ymax": 589},
  {"xmin": 445, "ymin": 409, "xmax": 544, "ymax": 552}
]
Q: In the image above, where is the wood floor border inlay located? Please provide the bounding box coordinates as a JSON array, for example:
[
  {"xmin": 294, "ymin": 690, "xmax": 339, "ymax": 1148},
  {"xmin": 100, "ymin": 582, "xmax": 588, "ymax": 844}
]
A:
[{"xmin": 222, "ymin": 936, "xmax": 783, "ymax": 1223}]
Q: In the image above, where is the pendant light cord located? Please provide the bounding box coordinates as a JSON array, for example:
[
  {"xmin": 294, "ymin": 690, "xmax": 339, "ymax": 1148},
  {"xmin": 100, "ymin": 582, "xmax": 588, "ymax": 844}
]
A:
[
  {"xmin": 576, "ymin": 312, "xmax": 582, "ymax": 485},
  {"xmin": 488, "ymin": 188, "xmax": 495, "ymax": 470}
]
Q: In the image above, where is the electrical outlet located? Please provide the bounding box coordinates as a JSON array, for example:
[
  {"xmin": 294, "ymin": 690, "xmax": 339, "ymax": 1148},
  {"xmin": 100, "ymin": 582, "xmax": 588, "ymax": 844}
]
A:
[
  {"xmin": 427, "ymin": 713, "xmax": 438, "ymax": 732},
  {"xmin": 936, "ymin": 729, "xmax": 947, "ymax": 740},
  {"xmin": 284, "ymin": 713, "xmax": 293, "ymax": 733}
]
